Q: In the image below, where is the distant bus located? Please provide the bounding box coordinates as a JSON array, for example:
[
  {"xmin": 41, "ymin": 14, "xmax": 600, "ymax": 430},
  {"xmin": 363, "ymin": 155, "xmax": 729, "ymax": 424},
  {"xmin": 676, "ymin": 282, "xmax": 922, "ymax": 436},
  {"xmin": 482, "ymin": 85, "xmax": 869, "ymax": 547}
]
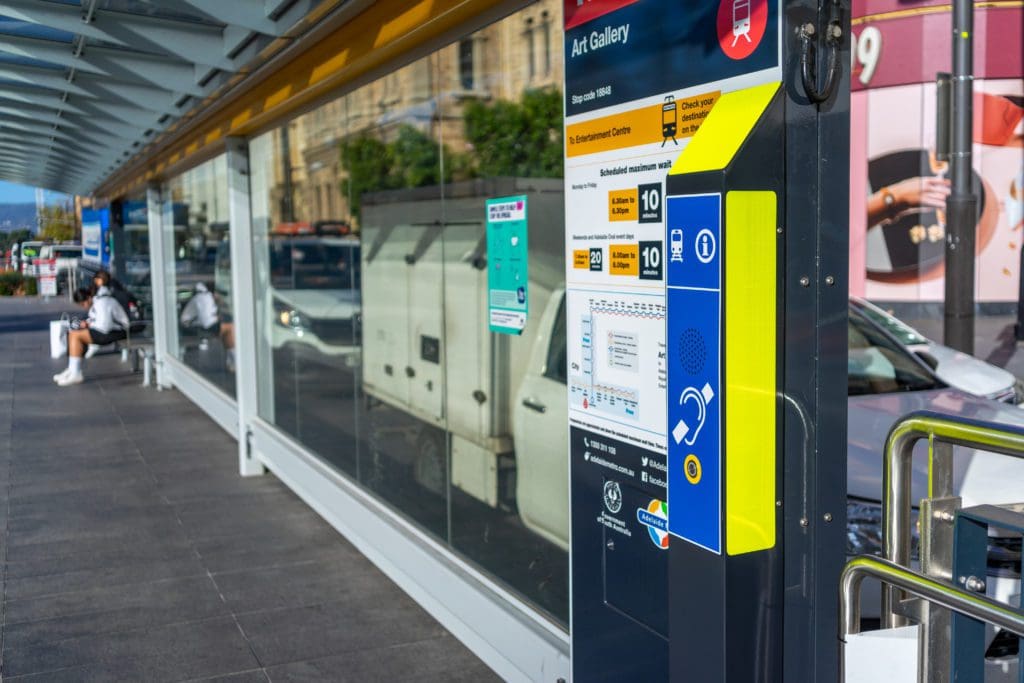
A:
[{"xmin": 18, "ymin": 241, "xmax": 45, "ymax": 275}]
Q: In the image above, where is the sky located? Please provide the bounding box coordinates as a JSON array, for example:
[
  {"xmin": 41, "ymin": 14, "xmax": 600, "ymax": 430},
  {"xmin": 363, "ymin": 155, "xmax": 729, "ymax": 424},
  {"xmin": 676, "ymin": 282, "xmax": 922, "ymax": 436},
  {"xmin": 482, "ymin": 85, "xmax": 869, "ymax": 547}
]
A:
[{"xmin": 0, "ymin": 181, "xmax": 70, "ymax": 204}]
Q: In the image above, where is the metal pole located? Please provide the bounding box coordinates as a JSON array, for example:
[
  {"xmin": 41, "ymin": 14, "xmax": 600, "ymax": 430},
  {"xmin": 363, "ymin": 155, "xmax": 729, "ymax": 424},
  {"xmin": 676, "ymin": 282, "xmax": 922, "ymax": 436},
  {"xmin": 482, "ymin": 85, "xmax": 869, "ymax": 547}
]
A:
[
  {"xmin": 943, "ymin": 0, "xmax": 976, "ymax": 354},
  {"xmin": 1016, "ymin": 242, "xmax": 1024, "ymax": 340}
]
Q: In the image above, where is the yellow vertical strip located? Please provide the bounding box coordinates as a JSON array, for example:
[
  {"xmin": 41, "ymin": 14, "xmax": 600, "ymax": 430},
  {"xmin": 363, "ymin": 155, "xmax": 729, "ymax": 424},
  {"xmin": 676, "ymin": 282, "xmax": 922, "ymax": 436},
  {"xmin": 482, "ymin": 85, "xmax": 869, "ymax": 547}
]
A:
[{"xmin": 725, "ymin": 191, "xmax": 777, "ymax": 555}]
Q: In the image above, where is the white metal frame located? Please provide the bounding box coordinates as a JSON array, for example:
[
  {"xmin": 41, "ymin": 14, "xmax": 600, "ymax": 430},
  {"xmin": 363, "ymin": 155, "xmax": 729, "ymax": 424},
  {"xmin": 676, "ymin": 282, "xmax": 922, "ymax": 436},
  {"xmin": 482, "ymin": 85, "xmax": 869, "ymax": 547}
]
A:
[
  {"xmin": 162, "ymin": 357, "xmax": 238, "ymax": 438},
  {"xmin": 147, "ymin": 174, "xmax": 240, "ymax": 438},
  {"xmin": 226, "ymin": 137, "xmax": 265, "ymax": 476},
  {"xmin": 250, "ymin": 418, "xmax": 571, "ymax": 682}
]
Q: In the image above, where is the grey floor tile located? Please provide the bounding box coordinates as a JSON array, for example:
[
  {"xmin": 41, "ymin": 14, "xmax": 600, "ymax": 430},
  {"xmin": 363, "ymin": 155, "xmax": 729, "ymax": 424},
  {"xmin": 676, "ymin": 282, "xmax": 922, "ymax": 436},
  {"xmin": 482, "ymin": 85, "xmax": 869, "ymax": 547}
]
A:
[
  {"xmin": 8, "ymin": 471, "xmax": 157, "ymax": 501},
  {"xmin": 263, "ymin": 637, "xmax": 499, "ymax": 682},
  {"xmin": 184, "ymin": 671, "xmax": 271, "ymax": 683},
  {"xmin": 193, "ymin": 525, "xmax": 356, "ymax": 575},
  {"xmin": 155, "ymin": 473, "xmax": 285, "ymax": 504},
  {"xmin": 237, "ymin": 596, "xmax": 449, "ymax": 667},
  {"xmin": 8, "ymin": 487, "xmax": 165, "ymax": 520},
  {"xmin": 180, "ymin": 507, "xmax": 325, "ymax": 543},
  {"xmin": 5, "ymin": 510, "xmax": 185, "ymax": 548},
  {"xmin": 3, "ymin": 616, "xmax": 259, "ymax": 680},
  {"xmin": 5, "ymin": 574, "xmax": 226, "ymax": 627},
  {"xmin": 5, "ymin": 530, "xmax": 191, "ymax": 564},
  {"xmin": 5, "ymin": 556, "xmax": 208, "ymax": 601},
  {"xmin": 212, "ymin": 556, "xmax": 387, "ymax": 615}
]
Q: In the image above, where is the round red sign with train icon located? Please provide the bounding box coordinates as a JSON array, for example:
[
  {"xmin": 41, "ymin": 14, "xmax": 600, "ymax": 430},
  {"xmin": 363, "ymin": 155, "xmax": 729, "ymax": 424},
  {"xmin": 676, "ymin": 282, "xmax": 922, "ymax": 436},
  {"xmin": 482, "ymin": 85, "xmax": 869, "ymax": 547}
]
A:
[{"xmin": 717, "ymin": 0, "xmax": 768, "ymax": 60}]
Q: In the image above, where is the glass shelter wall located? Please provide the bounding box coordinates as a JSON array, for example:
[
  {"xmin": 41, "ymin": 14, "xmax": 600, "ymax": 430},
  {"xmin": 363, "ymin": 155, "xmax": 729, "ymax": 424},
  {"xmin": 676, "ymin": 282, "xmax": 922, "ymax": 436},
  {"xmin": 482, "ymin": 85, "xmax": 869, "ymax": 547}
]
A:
[
  {"xmin": 120, "ymin": 192, "xmax": 153, "ymax": 318},
  {"xmin": 163, "ymin": 155, "xmax": 237, "ymax": 398},
  {"xmin": 249, "ymin": 0, "xmax": 569, "ymax": 626}
]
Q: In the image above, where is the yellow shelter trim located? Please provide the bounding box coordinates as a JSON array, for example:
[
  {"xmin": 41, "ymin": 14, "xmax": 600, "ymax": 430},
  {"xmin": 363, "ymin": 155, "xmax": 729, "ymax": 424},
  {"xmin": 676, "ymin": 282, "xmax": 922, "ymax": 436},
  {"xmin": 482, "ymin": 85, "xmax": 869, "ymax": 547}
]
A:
[
  {"xmin": 669, "ymin": 82, "xmax": 780, "ymax": 176},
  {"xmin": 725, "ymin": 190, "xmax": 777, "ymax": 556}
]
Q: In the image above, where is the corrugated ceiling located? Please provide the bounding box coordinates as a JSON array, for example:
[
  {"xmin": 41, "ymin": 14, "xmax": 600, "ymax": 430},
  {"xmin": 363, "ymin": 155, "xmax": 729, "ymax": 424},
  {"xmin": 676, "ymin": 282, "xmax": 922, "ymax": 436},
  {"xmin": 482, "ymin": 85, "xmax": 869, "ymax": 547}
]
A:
[{"xmin": 0, "ymin": 0, "xmax": 324, "ymax": 195}]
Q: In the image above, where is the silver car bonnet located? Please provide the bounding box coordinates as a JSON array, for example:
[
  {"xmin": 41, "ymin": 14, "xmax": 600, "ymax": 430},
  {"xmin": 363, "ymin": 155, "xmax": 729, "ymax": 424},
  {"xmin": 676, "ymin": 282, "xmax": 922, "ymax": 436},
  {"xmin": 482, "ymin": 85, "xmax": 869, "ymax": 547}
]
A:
[{"xmin": 848, "ymin": 388, "xmax": 1024, "ymax": 503}]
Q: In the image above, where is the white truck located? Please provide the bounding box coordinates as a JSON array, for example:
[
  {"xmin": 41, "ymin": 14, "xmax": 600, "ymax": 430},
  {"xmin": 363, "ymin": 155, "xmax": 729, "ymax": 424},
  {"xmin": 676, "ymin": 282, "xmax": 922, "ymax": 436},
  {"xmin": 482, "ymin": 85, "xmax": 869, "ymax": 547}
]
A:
[
  {"xmin": 360, "ymin": 179, "xmax": 569, "ymax": 550},
  {"xmin": 265, "ymin": 234, "xmax": 361, "ymax": 367}
]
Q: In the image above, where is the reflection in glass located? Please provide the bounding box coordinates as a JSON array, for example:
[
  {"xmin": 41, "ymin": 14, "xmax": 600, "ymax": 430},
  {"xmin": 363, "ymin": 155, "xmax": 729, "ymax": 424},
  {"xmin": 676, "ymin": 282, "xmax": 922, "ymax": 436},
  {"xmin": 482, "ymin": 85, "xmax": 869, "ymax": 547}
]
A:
[
  {"xmin": 164, "ymin": 156, "xmax": 236, "ymax": 397},
  {"xmin": 120, "ymin": 194, "xmax": 153, "ymax": 317},
  {"xmin": 248, "ymin": 0, "xmax": 569, "ymax": 628}
]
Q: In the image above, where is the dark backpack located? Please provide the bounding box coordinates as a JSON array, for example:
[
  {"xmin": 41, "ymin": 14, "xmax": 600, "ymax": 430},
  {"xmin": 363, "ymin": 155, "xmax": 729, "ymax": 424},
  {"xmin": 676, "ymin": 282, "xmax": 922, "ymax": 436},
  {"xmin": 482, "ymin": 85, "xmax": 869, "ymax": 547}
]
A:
[{"xmin": 110, "ymin": 286, "xmax": 146, "ymax": 334}]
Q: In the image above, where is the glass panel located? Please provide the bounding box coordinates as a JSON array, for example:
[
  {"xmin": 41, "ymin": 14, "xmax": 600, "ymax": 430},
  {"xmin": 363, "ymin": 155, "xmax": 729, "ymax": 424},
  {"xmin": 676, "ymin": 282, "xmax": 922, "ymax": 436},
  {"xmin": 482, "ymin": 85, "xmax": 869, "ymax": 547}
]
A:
[
  {"xmin": 250, "ymin": 100, "xmax": 362, "ymax": 479},
  {"xmin": 248, "ymin": 0, "xmax": 568, "ymax": 629},
  {"xmin": 163, "ymin": 155, "xmax": 236, "ymax": 397},
  {"xmin": 441, "ymin": 4, "xmax": 568, "ymax": 625},
  {"xmin": 120, "ymin": 193, "xmax": 152, "ymax": 317}
]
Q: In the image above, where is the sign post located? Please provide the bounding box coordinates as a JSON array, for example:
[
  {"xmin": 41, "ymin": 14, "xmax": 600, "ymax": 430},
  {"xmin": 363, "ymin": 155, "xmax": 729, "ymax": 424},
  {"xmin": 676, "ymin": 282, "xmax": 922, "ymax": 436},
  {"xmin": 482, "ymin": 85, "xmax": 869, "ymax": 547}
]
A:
[
  {"xmin": 35, "ymin": 258, "xmax": 58, "ymax": 299},
  {"xmin": 564, "ymin": 0, "xmax": 850, "ymax": 679}
]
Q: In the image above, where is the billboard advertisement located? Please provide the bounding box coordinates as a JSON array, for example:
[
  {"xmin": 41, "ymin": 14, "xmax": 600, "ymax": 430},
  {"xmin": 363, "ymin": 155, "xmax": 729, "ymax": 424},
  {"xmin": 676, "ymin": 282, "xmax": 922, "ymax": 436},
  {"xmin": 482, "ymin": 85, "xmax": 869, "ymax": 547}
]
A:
[
  {"xmin": 81, "ymin": 207, "xmax": 111, "ymax": 268},
  {"xmin": 850, "ymin": 0, "xmax": 1024, "ymax": 303}
]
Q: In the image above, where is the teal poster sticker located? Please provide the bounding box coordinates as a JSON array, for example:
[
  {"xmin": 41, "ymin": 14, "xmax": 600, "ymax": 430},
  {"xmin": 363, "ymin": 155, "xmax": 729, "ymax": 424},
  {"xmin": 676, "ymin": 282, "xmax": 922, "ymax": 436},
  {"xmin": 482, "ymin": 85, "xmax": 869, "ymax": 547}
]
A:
[{"xmin": 486, "ymin": 195, "xmax": 528, "ymax": 335}]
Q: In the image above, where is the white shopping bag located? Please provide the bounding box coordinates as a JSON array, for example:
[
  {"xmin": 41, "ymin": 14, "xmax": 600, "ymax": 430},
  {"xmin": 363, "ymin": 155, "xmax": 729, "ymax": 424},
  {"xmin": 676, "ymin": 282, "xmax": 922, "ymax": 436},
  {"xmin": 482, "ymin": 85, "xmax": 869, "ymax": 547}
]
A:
[
  {"xmin": 50, "ymin": 319, "xmax": 69, "ymax": 359},
  {"xmin": 845, "ymin": 625, "xmax": 919, "ymax": 683}
]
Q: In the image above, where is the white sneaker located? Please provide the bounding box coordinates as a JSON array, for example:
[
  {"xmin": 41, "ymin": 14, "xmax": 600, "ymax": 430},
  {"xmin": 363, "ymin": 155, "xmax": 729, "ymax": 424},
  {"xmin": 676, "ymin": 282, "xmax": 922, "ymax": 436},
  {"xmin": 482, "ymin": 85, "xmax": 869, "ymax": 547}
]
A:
[
  {"xmin": 53, "ymin": 368, "xmax": 71, "ymax": 383},
  {"xmin": 84, "ymin": 344, "xmax": 100, "ymax": 359},
  {"xmin": 56, "ymin": 371, "xmax": 84, "ymax": 387}
]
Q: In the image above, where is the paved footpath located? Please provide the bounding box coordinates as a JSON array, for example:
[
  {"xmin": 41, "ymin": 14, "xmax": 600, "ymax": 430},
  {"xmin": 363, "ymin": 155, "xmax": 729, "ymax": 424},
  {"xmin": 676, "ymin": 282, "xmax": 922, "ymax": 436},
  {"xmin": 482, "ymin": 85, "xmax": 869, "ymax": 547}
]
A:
[{"xmin": 0, "ymin": 297, "xmax": 497, "ymax": 682}]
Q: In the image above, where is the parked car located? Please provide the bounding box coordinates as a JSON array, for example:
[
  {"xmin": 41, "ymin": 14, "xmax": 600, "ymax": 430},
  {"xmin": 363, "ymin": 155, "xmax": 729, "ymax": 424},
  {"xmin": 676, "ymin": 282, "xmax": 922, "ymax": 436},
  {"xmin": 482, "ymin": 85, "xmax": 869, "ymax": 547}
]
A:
[
  {"xmin": 850, "ymin": 296, "xmax": 1024, "ymax": 404},
  {"xmin": 846, "ymin": 304, "xmax": 1024, "ymax": 669},
  {"xmin": 267, "ymin": 235, "xmax": 361, "ymax": 366}
]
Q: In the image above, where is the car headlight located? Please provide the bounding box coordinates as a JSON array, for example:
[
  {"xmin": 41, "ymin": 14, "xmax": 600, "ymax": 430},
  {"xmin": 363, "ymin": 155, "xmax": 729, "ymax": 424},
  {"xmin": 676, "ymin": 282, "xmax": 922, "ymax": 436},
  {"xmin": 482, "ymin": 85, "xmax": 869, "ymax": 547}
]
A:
[
  {"xmin": 847, "ymin": 498, "xmax": 920, "ymax": 560},
  {"xmin": 273, "ymin": 300, "xmax": 306, "ymax": 331}
]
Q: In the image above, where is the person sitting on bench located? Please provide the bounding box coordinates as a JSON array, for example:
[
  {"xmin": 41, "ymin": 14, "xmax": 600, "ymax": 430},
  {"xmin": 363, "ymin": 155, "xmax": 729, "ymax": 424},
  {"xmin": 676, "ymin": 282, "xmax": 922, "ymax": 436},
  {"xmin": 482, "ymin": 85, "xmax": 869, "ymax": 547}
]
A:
[
  {"xmin": 85, "ymin": 269, "xmax": 142, "ymax": 358},
  {"xmin": 54, "ymin": 286, "xmax": 129, "ymax": 387},
  {"xmin": 180, "ymin": 282, "xmax": 220, "ymax": 349}
]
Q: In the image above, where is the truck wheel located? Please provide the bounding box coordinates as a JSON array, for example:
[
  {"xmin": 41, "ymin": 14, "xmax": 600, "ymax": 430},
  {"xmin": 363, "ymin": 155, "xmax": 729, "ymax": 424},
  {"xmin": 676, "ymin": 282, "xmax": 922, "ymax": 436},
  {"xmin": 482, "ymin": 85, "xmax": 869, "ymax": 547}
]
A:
[{"xmin": 414, "ymin": 429, "xmax": 446, "ymax": 497}]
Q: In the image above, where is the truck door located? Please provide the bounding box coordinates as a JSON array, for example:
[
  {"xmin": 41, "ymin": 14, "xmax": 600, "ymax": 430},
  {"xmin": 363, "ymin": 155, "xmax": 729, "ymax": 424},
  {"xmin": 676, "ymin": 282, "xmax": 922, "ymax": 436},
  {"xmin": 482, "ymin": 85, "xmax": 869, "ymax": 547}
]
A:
[
  {"xmin": 514, "ymin": 290, "xmax": 570, "ymax": 550},
  {"xmin": 360, "ymin": 222, "xmax": 416, "ymax": 408},
  {"xmin": 405, "ymin": 222, "xmax": 445, "ymax": 424},
  {"xmin": 442, "ymin": 220, "xmax": 498, "ymax": 442}
]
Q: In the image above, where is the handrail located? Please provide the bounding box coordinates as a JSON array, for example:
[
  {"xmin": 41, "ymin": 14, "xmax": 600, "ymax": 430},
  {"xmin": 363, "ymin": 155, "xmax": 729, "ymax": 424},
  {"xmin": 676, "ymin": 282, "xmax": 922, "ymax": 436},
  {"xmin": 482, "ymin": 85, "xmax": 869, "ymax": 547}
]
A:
[
  {"xmin": 841, "ymin": 556, "xmax": 1024, "ymax": 640},
  {"xmin": 840, "ymin": 556, "xmax": 1024, "ymax": 680},
  {"xmin": 882, "ymin": 410, "xmax": 1024, "ymax": 626}
]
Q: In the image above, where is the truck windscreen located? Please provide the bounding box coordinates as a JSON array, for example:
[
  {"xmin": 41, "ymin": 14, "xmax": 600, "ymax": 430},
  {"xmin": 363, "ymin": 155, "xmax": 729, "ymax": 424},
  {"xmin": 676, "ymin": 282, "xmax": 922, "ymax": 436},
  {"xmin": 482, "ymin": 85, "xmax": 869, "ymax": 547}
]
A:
[{"xmin": 270, "ymin": 241, "xmax": 361, "ymax": 291}]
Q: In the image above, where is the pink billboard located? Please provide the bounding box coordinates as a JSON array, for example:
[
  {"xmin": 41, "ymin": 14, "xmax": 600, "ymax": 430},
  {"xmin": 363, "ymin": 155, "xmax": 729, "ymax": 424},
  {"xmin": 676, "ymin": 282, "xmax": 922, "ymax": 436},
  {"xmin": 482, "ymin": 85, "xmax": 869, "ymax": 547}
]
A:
[{"xmin": 850, "ymin": 0, "xmax": 1023, "ymax": 302}]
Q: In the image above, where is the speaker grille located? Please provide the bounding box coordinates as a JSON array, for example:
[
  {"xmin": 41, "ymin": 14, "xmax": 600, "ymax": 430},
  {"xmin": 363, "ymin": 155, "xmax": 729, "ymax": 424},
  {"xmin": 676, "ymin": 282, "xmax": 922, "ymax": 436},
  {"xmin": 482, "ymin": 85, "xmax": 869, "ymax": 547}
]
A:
[{"xmin": 678, "ymin": 328, "xmax": 706, "ymax": 376}]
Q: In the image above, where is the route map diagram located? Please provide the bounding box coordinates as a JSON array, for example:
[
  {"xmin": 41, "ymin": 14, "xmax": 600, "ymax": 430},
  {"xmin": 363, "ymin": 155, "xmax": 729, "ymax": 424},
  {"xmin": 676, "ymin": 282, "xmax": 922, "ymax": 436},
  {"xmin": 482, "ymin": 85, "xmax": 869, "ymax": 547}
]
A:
[{"xmin": 568, "ymin": 292, "xmax": 666, "ymax": 439}]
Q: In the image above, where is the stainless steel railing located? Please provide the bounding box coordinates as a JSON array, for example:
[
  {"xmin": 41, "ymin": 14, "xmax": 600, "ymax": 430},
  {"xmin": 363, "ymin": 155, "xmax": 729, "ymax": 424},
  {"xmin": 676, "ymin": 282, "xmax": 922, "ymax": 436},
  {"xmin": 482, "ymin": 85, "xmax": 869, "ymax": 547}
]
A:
[
  {"xmin": 882, "ymin": 411, "xmax": 1024, "ymax": 627},
  {"xmin": 841, "ymin": 556, "xmax": 1024, "ymax": 639},
  {"xmin": 840, "ymin": 556, "xmax": 1024, "ymax": 680}
]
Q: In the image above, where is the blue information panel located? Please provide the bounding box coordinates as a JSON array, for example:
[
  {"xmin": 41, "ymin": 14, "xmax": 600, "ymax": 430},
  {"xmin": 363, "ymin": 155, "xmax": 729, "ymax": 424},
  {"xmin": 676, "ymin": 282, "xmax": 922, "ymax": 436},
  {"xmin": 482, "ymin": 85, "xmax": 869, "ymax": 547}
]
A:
[{"xmin": 665, "ymin": 193, "xmax": 722, "ymax": 553}]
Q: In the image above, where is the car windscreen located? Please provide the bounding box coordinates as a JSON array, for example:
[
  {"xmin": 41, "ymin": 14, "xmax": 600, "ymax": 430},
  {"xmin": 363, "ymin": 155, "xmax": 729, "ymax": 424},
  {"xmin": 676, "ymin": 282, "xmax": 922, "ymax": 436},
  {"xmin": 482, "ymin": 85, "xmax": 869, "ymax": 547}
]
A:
[
  {"xmin": 269, "ymin": 240, "xmax": 360, "ymax": 291},
  {"xmin": 852, "ymin": 300, "xmax": 928, "ymax": 346},
  {"xmin": 848, "ymin": 311, "xmax": 942, "ymax": 395},
  {"xmin": 53, "ymin": 248, "xmax": 81, "ymax": 258}
]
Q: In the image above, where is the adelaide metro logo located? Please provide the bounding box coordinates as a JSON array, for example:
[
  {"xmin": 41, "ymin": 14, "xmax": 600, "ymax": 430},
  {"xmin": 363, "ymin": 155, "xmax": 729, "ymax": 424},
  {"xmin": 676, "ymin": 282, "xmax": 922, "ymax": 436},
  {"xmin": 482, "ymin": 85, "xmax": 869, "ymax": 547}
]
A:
[{"xmin": 717, "ymin": 0, "xmax": 768, "ymax": 60}]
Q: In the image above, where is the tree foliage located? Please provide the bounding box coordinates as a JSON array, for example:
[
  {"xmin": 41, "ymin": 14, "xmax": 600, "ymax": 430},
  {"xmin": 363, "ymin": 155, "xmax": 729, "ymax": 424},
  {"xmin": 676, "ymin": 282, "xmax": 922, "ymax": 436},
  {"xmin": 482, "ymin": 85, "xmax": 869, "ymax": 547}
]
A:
[
  {"xmin": 461, "ymin": 88, "xmax": 563, "ymax": 178},
  {"xmin": 339, "ymin": 90, "xmax": 564, "ymax": 220},
  {"xmin": 340, "ymin": 134, "xmax": 391, "ymax": 220},
  {"xmin": 38, "ymin": 205, "xmax": 78, "ymax": 242}
]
